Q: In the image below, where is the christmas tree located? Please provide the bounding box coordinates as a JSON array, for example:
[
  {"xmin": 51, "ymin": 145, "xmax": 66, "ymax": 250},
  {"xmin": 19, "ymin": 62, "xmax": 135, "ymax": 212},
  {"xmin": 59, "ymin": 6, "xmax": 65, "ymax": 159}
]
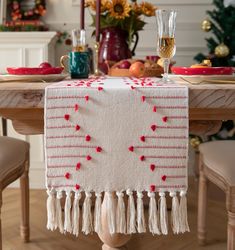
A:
[
  {"xmin": 194, "ymin": 0, "xmax": 235, "ymax": 66},
  {"xmin": 190, "ymin": 0, "xmax": 235, "ymax": 148}
]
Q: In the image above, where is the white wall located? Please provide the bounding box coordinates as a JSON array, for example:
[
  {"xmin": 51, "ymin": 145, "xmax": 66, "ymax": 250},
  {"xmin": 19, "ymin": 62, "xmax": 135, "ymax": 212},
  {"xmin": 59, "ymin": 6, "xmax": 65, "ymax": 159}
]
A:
[{"xmin": 42, "ymin": 0, "xmax": 213, "ymax": 67}]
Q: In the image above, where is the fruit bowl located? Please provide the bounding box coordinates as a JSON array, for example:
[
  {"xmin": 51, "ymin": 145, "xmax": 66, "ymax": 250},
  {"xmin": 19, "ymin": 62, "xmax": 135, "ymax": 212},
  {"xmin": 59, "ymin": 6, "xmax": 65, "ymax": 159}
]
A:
[{"xmin": 107, "ymin": 59, "xmax": 163, "ymax": 77}]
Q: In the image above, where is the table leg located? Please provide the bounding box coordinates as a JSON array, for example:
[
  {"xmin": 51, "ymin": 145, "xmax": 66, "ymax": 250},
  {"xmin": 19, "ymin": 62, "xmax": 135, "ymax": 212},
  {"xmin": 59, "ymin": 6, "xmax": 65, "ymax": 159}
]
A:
[{"xmin": 98, "ymin": 192, "xmax": 131, "ymax": 250}]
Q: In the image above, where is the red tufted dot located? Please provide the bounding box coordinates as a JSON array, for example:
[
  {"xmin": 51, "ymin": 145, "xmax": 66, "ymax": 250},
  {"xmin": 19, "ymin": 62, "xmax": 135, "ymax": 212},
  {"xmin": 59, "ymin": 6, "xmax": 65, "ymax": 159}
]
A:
[
  {"xmin": 76, "ymin": 162, "xmax": 81, "ymax": 170},
  {"xmin": 65, "ymin": 172, "xmax": 70, "ymax": 179},
  {"xmin": 140, "ymin": 136, "xmax": 145, "ymax": 142},
  {"xmin": 75, "ymin": 125, "xmax": 80, "ymax": 131},
  {"xmin": 85, "ymin": 135, "xmax": 91, "ymax": 141},
  {"xmin": 150, "ymin": 164, "xmax": 156, "ymax": 172},
  {"xmin": 85, "ymin": 95, "xmax": 89, "ymax": 101},
  {"xmin": 86, "ymin": 155, "xmax": 92, "ymax": 161},
  {"xmin": 150, "ymin": 185, "xmax": 156, "ymax": 192},
  {"xmin": 75, "ymin": 184, "xmax": 80, "ymax": 190},
  {"xmin": 128, "ymin": 146, "xmax": 134, "ymax": 152},
  {"xmin": 162, "ymin": 116, "xmax": 168, "ymax": 123},
  {"xmin": 98, "ymin": 87, "xmax": 103, "ymax": 91},
  {"xmin": 162, "ymin": 175, "xmax": 167, "ymax": 181},
  {"xmin": 64, "ymin": 114, "xmax": 70, "ymax": 121},
  {"xmin": 151, "ymin": 124, "xmax": 157, "ymax": 131},
  {"xmin": 140, "ymin": 155, "xmax": 145, "ymax": 161},
  {"xmin": 96, "ymin": 146, "xmax": 102, "ymax": 152},
  {"xmin": 153, "ymin": 106, "xmax": 157, "ymax": 112},
  {"xmin": 74, "ymin": 104, "xmax": 79, "ymax": 111},
  {"xmin": 141, "ymin": 96, "xmax": 146, "ymax": 102}
]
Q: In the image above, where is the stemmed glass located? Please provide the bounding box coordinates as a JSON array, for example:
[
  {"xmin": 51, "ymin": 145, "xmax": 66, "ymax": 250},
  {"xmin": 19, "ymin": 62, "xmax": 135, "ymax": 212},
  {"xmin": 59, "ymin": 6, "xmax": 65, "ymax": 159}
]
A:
[{"xmin": 155, "ymin": 9, "xmax": 177, "ymax": 83}]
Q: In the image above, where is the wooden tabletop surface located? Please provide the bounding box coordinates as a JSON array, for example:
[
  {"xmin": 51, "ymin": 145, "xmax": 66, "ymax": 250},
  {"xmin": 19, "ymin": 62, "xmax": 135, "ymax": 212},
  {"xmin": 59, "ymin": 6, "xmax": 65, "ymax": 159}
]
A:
[{"xmin": 0, "ymin": 79, "xmax": 235, "ymax": 121}]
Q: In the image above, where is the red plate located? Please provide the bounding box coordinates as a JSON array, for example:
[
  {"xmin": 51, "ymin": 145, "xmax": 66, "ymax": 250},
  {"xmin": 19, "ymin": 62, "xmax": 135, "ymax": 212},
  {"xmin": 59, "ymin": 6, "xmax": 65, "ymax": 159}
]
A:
[
  {"xmin": 171, "ymin": 67, "xmax": 233, "ymax": 75},
  {"xmin": 6, "ymin": 67, "xmax": 64, "ymax": 75}
]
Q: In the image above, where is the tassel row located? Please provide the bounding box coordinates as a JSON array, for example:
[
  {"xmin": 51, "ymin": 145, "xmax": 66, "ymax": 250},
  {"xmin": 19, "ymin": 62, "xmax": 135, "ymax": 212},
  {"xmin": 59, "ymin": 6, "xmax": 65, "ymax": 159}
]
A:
[{"xmin": 46, "ymin": 190, "xmax": 189, "ymax": 236}]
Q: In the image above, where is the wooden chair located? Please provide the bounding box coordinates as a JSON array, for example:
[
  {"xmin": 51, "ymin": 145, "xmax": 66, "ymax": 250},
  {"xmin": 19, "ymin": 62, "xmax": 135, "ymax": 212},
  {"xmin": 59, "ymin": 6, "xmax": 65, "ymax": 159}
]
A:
[
  {"xmin": 0, "ymin": 136, "xmax": 30, "ymax": 250},
  {"xmin": 198, "ymin": 140, "xmax": 235, "ymax": 249}
]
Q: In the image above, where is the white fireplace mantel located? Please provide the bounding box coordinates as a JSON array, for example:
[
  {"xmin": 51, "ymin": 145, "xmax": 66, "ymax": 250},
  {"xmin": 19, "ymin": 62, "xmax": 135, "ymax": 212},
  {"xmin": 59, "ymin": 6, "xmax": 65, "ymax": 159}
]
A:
[{"xmin": 0, "ymin": 31, "xmax": 57, "ymax": 72}]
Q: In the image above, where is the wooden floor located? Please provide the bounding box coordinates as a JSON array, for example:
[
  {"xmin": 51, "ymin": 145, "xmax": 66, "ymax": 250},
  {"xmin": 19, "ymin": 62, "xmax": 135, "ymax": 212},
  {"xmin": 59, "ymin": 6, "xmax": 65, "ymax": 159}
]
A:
[{"xmin": 2, "ymin": 179, "xmax": 227, "ymax": 250}]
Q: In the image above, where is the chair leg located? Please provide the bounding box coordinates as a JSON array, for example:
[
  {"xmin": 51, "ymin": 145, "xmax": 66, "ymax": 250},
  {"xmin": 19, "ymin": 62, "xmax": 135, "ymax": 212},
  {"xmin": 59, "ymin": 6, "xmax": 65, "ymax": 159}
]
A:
[
  {"xmin": 0, "ymin": 191, "xmax": 2, "ymax": 250},
  {"xmin": 198, "ymin": 169, "xmax": 208, "ymax": 246},
  {"xmin": 20, "ymin": 158, "xmax": 30, "ymax": 243},
  {"xmin": 1, "ymin": 118, "xmax": 7, "ymax": 137},
  {"xmin": 227, "ymin": 211, "xmax": 235, "ymax": 250}
]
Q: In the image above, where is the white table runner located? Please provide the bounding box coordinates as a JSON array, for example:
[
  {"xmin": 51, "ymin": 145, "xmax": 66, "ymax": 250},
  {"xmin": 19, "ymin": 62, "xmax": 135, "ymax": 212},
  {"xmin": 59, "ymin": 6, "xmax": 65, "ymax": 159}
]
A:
[{"xmin": 45, "ymin": 76, "xmax": 189, "ymax": 236}]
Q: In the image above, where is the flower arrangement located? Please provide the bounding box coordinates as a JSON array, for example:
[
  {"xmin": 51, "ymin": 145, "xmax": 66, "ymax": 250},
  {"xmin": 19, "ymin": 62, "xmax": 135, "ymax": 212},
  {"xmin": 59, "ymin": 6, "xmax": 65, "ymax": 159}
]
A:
[
  {"xmin": 85, "ymin": 0, "xmax": 156, "ymax": 46},
  {"xmin": 8, "ymin": 0, "xmax": 46, "ymax": 21}
]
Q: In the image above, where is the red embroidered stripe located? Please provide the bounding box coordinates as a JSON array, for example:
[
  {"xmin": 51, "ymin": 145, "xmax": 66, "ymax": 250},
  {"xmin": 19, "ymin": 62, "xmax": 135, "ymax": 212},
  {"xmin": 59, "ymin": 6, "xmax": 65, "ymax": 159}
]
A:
[
  {"xmin": 145, "ymin": 96, "xmax": 187, "ymax": 99},
  {"xmin": 145, "ymin": 135, "xmax": 188, "ymax": 139},
  {"xmin": 47, "ymin": 184, "xmax": 76, "ymax": 188},
  {"xmin": 167, "ymin": 116, "xmax": 188, "ymax": 119},
  {"xmin": 47, "ymin": 155, "xmax": 87, "ymax": 159},
  {"xmin": 47, "ymin": 175, "xmax": 65, "ymax": 178},
  {"xmin": 47, "ymin": 145, "xmax": 97, "ymax": 149},
  {"xmin": 47, "ymin": 96, "xmax": 87, "ymax": 100},
  {"xmin": 46, "ymin": 135, "xmax": 86, "ymax": 139},
  {"xmin": 134, "ymin": 146, "xmax": 187, "ymax": 149},
  {"xmin": 145, "ymin": 155, "xmax": 187, "ymax": 159},
  {"xmin": 165, "ymin": 175, "xmax": 186, "ymax": 178},
  {"xmin": 46, "ymin": 125, "xmax": 74, "ymax": 129},
  {"xmin": 154, "ymin": 106, "xmax": 187, "ymax": 109},
  {"xmin": 47, "ymin": 165, "xmax": 75, "ymax": 169},
  {"xmin": 47, "ymin": 106, "xmax": 75, "ymax": 110},
  {"xmin": 155, "ymin": 185, "xmax": 186, "ymax": 188},
  {"xmin": 154, "ymin": 166, "xmax": 186, "ymax": 169},
  {"xmin": 47, "ymin": 116, "xmax": 65, "ymax": 120},
  {"xmin": 156, "ymin": 126, "xmax": 187, "ymax": 129}
]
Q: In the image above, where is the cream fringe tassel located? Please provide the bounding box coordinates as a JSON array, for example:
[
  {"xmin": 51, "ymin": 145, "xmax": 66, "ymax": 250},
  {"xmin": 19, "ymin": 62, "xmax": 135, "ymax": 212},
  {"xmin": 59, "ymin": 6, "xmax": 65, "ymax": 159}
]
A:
[
  {"xmin": 64, "ymin": 191, "xmax": 72, "ymax": 233},
  {"xmin": 46, "ymin": 190, "xmax": 189, "ymax": 235},
  {"xmin": 116, "ymin": 191, "xmax": 126, "ymax": 233},
  {"xmin": 72, "ymin": 192, "xmax": 82, "ymax": 236},
  {"xmin": 56, "ymin": 191, "xmax": 64, "ymax": 233},
  {"xmin": 46, "ymin": 190, "xmax": 56, "ymax": 231},
  {"xmin": 148, "ymin": 192, "xmax": 160, "ymax": 235},
  {"xmin": 94, "ymin": 193, "xmax": 102, "ymax": 233},
  {"xmin": 170, "ymin": 192, "xmax": 180, "ymax": 234},
  {"xmin": 82, "ymin": 192, "xmax": 93, "ymax": 235},
  {"xmin": 179, "ymin": 191, "xmax": 190, "ymax": 233},
  {"xmin": 106, "ymin": 192, "xmax": 116, "ymax": 234},
  {"xmin": 126, "ymin": 189, "xmax": 136, "ymax": 234},
  {"xmin": 137, "ymin": 191, "xmax": 146, "ymax": 233}
]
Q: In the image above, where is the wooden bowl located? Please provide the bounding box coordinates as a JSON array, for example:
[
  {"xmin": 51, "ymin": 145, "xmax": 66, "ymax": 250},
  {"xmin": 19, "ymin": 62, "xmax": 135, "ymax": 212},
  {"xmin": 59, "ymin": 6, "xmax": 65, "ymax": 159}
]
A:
[{"xmin": 107, "ymin": 59, "xmax": 164, "ymax": 78}]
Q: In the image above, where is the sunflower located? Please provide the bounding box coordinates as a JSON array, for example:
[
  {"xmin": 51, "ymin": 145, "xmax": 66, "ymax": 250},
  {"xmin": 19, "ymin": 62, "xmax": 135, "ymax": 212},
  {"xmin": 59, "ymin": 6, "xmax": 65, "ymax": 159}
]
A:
[
  {"xmin": 140, "ymin": 2, "xmax": 156, "ymax": 17},
  {"xmin": 108, "ymin": 0, "xmax": 131, "ymax": 19},
  {"xmin": 132, "ymin": 2, "xmax": 142, "ymax": 15},
  {"xmin": 85, "ymin": 0, "xmax": 110, "ymax": 13}
]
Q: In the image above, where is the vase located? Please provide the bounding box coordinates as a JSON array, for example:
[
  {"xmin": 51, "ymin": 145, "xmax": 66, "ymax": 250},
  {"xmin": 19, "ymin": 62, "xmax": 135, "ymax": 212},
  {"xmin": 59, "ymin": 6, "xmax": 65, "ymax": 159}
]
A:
[{"xmin": 98, "ymin": 27, "xmax": 138, "ymax": 74}]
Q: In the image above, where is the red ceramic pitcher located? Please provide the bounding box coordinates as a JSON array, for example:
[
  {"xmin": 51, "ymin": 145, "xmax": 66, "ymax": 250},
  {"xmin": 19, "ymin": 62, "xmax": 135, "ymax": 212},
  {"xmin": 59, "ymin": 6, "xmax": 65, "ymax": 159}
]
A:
[{"xmin": 98, "ymin": 27, "xmax": 138, "ymax": 74}]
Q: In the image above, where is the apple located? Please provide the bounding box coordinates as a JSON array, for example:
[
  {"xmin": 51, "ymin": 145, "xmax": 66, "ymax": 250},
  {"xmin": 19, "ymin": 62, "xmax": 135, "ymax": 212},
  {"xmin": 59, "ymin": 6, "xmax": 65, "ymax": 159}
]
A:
[
  {"xmin": 39, "ymin": 62, "xmax": 52, "ymax": 68},
  {"xmin": 135, "ymin": 59, "xmax": 145, "ymax": 64},
  {"xmin": 129, "ymin": 62, "xmax": 145, "ymax": 78},
  {"xmin": 119, "ymin": 60, "xmax": 131, "ymax": 69}
]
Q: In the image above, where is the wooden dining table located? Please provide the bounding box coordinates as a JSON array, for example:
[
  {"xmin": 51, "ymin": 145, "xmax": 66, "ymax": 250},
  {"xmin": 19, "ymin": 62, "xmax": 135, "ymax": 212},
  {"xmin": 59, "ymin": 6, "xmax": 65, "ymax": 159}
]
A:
[{"xmin": 0, "ymin": 78, "xmax": 235, "ymax": 249}]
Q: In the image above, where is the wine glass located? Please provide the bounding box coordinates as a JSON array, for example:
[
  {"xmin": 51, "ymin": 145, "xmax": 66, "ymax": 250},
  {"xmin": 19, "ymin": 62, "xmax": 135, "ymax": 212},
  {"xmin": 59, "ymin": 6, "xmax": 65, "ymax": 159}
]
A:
[{"xmin": 155, "ymin": 9, "xmax": 177, "ymax": 83}]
